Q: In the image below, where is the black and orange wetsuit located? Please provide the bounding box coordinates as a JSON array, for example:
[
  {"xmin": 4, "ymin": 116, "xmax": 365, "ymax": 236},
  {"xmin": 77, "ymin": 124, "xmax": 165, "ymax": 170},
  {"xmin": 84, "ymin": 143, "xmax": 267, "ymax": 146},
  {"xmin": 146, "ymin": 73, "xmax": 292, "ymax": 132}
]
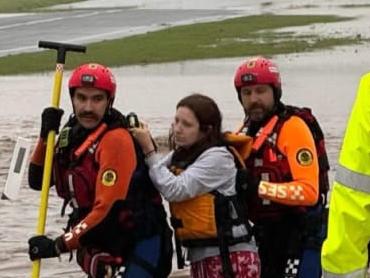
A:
[
  {"xmin": 28, "ymin": 110, "xmax": 172, "ymax": 277},
  {"xmin": 243, "ymin": 106, "xmax": 324, "ymax": 278},
  {"xmin": 252, "ymin": 115, "xmax": 319, "ymax": 212},
  {"xmin": 30, "ymin": 124, "xmax": 137, "ymax": 249}
]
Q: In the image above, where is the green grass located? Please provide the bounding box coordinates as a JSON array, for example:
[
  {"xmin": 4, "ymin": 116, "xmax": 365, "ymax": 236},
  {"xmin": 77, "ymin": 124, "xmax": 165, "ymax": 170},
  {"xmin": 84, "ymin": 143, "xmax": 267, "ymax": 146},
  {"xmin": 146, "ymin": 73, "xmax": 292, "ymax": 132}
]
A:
[
  {"xmin": 0, "ymin": 0, "xmax": 85, "ymax": 12},
  {"xmin": 0, "ymin": 14, "xmax": 365, "ymax": 75},
  {"xmin": 339, "ymin": 4, "xmax": 370, "ymax": 8},
  {"xmin": 260, "ymin": 2, "xmax": 273, "ymax": 7}
]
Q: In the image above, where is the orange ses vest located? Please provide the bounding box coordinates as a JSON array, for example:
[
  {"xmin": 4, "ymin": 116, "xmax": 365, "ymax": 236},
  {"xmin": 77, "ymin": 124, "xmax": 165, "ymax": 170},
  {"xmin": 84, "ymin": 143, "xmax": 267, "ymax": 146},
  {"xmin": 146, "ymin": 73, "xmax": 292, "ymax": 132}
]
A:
[{"xmin": 244, "ymin": 106, "xmax": 329, "ymax": 222}]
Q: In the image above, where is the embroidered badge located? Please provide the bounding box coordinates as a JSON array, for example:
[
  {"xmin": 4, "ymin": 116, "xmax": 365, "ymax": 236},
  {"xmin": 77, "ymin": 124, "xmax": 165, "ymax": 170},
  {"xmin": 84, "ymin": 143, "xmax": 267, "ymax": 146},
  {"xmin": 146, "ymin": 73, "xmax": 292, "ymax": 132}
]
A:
[
  {"xmin": 101, "ymin": 169, "xmax": 117, "ymax": 186},
  {"xmin": 296, "ymin": 149, "xmax": 313, "ymax": 166}
]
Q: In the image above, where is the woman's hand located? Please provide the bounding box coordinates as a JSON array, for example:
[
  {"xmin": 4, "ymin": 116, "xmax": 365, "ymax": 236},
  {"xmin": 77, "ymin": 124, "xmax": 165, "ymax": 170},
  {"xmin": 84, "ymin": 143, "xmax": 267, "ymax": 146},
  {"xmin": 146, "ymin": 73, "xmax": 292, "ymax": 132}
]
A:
[{"xmin": 130, "ymin": 122, "xmax": 156, "ymax": 155}]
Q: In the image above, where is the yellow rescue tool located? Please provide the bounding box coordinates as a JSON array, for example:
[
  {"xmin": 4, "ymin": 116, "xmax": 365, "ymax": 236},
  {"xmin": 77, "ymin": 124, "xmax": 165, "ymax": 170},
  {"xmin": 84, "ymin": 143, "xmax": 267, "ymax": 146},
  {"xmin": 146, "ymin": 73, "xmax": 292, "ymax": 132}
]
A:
[{"xmin": 32, "ymin": 41, "xmax": 86, "ymax": 278}]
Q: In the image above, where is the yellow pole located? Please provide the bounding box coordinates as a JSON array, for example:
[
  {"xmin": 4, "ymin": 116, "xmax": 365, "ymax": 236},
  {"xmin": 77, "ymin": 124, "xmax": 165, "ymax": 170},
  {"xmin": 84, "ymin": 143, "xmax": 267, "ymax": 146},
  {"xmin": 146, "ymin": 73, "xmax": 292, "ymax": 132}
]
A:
[
  {"xmin": 31, "ymin": 40, "xmax": 85, "ymax": 278},
  {"xmin": 31, "ymin": 64, "xmax": 64, "ymax": 278}
]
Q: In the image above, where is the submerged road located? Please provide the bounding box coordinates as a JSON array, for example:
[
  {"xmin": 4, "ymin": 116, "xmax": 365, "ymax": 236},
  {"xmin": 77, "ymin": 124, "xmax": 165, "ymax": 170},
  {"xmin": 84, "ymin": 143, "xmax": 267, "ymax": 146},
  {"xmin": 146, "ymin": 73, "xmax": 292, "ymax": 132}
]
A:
[{"xmin": 0, "ymin": 8, "xmax": 242, "ymax": 57}]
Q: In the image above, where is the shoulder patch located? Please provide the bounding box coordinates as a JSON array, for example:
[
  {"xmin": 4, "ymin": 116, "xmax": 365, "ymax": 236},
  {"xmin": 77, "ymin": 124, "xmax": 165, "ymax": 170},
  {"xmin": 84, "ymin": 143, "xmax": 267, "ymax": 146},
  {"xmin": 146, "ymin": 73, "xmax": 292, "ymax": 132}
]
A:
[
  {"xmin": 296, "ymin": 149, "xmax": 313, "ymax": 166},
  {"xmin": 101, "ymin": 169, "xmax": 117, "ymax": 186}
]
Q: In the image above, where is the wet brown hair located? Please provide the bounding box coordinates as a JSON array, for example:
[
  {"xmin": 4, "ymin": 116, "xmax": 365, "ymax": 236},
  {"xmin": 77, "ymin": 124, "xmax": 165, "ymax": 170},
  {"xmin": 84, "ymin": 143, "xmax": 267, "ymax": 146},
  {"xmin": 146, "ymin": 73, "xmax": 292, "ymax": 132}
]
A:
[{"xmin": 170, "ymin": 93, "xmax": 223, "ymax": 149}]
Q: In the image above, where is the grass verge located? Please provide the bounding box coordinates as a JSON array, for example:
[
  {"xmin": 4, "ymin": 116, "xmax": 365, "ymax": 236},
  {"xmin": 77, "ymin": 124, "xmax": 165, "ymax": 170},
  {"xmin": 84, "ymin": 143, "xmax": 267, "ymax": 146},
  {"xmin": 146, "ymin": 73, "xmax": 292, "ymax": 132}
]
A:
[
  {"xmin": 0, "ymin": 14, "xmax": 365, "ymax": 75},
  {"xmin": 0, "ymin": 0, "xmax": 84, "ymax": 12},
  {"xmin": 339, "ymin": 4, "xmax": 370, "ymax": 8}
]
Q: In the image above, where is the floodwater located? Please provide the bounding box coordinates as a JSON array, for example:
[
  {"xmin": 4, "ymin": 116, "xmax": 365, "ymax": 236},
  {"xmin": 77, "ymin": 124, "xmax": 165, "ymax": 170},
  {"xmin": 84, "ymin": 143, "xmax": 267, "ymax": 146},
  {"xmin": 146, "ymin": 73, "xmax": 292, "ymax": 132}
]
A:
[
  {"xmin": 1, "ymin": 44, "xmax": 370, "ymax": 277},
  {"xmin": 1, "ymin": 1, "xmax": 370, "ymax": 277},
  {"xmin": 52, "ymin": 0, "xmax": 370, "ymax": 10}
]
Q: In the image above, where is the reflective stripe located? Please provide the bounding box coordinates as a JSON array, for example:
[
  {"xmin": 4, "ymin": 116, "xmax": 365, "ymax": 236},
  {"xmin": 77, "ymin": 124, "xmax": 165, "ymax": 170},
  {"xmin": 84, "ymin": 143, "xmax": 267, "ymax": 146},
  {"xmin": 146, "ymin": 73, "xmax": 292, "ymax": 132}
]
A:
[
  {"xmin": 68, "ymin": 174, "xmax": 78, "ymax": 208},
  {"xmin": 322, "ymin": 268, "xmax": 367, "ymax": 278},
  {"xmin": 335, "ymin": 164, "xmax": 370, "ymax": 194},
  {"xmin": 90, "ymin": 252, "xmax": 111, "ymax": 276}
]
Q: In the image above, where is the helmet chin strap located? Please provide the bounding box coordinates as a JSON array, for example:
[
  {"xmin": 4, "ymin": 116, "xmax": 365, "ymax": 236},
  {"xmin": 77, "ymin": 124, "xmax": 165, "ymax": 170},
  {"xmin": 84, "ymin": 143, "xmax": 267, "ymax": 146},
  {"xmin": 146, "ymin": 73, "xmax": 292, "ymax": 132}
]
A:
[
  {"xmin": 108, "ymin": 97, "xmax": 114, "ymax": 108},
  {"xmin": 102, "ymin": 97, "xmax": 115, "ymax": 124},
  {"xmin": 102, "ymin": 96, "xmax": 114, "ymax": 115}
]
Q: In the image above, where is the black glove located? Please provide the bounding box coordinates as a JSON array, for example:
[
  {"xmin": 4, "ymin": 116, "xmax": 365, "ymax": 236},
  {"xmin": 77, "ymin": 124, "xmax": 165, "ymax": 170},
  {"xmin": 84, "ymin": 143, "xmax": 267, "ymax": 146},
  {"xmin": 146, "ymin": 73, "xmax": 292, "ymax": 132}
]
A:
[
  {"xmin": 28, "ymin": 235, "xmax": 65, "ymax": 261},
  {"xmin": 40, "ymin": 107, "xmax": 64, "ymax": 139}
]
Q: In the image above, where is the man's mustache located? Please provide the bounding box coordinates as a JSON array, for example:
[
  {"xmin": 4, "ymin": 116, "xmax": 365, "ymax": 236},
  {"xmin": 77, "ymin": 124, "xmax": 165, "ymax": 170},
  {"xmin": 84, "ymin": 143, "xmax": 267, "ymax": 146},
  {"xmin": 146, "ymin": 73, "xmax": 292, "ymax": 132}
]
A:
[
  {"xmin": 77, "ymin": 111, "xmax": 99, "ymax": 120},
  {"xmin": 249, "ymin": 103, "xmax": 265, "ymax": 110}
]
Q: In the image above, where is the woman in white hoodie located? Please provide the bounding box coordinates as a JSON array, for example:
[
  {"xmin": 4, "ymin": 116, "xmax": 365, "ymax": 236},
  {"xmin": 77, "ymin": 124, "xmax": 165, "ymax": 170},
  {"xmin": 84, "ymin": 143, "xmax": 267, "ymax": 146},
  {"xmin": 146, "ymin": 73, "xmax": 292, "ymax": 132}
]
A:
[{"xmin": 131, "ymin": 93, "xmax": 260, "ymax": 278}]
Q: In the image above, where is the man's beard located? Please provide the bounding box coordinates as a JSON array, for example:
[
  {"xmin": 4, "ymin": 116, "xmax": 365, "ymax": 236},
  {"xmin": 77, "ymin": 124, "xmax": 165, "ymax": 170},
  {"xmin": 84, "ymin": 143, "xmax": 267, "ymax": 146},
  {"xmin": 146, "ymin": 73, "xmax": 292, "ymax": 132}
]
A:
[{"xmin": 247, "ymin": 103, "xmax": 273, "ymax": 122}]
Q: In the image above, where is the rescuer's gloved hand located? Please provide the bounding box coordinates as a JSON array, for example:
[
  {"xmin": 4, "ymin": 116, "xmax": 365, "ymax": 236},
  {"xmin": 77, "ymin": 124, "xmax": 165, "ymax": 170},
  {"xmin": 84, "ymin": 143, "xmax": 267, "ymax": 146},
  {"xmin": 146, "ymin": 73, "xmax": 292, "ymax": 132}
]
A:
[
  {"xmin": 28, "ymin": 235, "xmax": 66, "ymax": 261},
  {"xmin": 40, "ymin": 107, "xmax": 64, "ymax": 139}
]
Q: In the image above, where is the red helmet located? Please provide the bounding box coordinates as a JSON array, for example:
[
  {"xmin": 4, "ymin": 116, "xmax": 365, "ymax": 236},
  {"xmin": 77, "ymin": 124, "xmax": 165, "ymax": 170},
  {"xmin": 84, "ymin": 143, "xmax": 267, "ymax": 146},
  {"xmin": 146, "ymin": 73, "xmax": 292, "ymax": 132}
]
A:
[
  {"xmin": 234, "ymin": 56, "xmax": 282, "ymax": 99},
  {"xmin": 68, "ymin": 63, "xmax": 116, "ymax": 99}
]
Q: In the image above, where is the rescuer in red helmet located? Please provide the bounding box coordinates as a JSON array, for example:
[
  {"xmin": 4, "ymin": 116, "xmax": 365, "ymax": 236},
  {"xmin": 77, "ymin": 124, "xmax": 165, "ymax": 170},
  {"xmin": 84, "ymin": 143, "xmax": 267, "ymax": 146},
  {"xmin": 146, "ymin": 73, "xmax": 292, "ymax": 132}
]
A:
[
  {"xmin": 234, "ymin": 56, "xmax": 329, "ymax": 278},
  {"xmin": 27, "ymin": 63, "xmax": 173, "ymax": 278}
]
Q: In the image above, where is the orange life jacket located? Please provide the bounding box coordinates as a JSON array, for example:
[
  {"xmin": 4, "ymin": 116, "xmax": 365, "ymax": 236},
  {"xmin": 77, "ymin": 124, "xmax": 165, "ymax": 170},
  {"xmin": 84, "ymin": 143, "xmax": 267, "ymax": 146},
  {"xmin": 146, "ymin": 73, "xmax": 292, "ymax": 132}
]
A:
[{"xmin": 169, "ymin": 134, "xmax": 253, "ymax": 245}]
